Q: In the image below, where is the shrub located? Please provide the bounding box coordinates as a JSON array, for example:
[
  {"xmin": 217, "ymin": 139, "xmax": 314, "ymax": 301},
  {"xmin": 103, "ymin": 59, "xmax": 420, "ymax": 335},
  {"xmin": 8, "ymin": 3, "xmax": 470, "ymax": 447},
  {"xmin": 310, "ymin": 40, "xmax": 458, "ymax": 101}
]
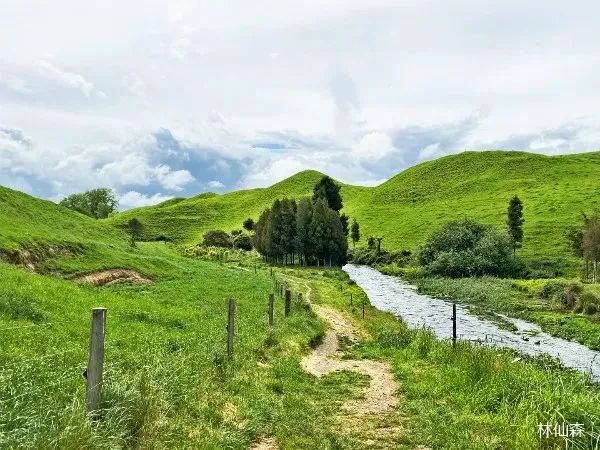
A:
[
  {"xmin": 539, "ymin": 280, "xmax": 584, "ymax": 310},
  {"xmin": 575, "ymin": 291, "xmax": 600, "ymax": 315},
  {"xmin": 417, "ymin": 219, "xmax": 523, "ymax": 278},
  {"xmin": 202, "ymin": 230, "xmax": 232, "ymax": 248},
  {"xmin": 539, "ymin": 280, "xmax": 568, "ymax": 300},
  {"xmin": 525, "ymin": 258, "xmax": 567, "ymax": 278}
]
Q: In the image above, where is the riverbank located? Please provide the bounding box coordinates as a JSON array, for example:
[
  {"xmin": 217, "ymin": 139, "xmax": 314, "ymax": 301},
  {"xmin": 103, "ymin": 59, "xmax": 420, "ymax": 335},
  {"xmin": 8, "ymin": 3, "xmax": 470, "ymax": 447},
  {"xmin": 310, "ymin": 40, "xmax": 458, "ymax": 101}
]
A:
[
  {"xmin": 267, "ymin": 261, "xmax": 600, "ymax": 449},
  {"xmin": 379, "ymin": 265, "xmax": 600, "ymax": 352}
]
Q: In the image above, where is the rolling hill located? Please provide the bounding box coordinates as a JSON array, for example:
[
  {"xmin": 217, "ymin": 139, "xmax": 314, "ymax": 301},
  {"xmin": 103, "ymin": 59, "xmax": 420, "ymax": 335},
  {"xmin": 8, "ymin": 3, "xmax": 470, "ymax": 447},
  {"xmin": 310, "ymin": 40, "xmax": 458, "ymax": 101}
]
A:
[{"xmin": 109, "ymin": 150, "xmax": 600, "ymax": 269}]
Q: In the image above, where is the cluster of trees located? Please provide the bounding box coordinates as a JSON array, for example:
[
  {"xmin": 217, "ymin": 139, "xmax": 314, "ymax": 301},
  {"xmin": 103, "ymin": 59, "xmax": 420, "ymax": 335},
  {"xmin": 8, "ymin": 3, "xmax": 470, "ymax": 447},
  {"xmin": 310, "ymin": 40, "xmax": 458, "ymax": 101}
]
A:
[
  {"xmin": 416, "ymin": 196, "xmax": 525, "ymax": 278},
  {"xmin": 417, "ymin": 218, "xmax": 524, "ymax": 277},
  {"xmin": 59, "ymin": 188, "xmax": 118, "ymax": 219},
  {"xmin": 202, "ymin": 229, "xmax": 253, "ymax": 251},
  {"xmin": 566, "ymin": 212, "xmax": 600, "ymax": 282},
  {"xmin": 253, "ymin": 176, "xmax": 353, "ymax": 266}
]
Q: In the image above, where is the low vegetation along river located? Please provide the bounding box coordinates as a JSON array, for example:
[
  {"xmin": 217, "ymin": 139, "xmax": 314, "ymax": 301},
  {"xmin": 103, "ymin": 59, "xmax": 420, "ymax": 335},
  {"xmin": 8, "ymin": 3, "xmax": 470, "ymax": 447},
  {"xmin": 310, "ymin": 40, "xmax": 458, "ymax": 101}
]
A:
[{"xmin": 344, "ymin": 264, "xmax": 600, "ymax": 381}]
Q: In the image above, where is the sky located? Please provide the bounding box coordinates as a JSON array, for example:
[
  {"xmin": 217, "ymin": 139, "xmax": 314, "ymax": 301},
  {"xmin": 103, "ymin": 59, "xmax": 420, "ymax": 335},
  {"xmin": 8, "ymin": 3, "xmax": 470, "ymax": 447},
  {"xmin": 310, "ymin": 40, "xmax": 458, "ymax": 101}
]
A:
[{"xmin": 1, "ymin": 1, "xmax": 600, "ymax": 209}]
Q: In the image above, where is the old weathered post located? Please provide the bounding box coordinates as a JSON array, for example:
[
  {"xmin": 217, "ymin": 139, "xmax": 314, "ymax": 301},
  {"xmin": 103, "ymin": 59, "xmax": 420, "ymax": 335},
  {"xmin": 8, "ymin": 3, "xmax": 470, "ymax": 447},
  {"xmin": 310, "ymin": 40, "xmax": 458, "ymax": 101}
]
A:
[
  {"xmin": 452, "ymin": 302, "xmax": 457, "ymax": 348},
  {"xmin": 86, "ymin": 307, "xmax": 106, "ymax": 415},
  {"xmin": 227, "ymin": 299, "xmax": 236, "ymax": 357},
  {"xmin": 362, "ymin": 301, "xmax": 365, "ymax": 319},
  {"xmin": 270, "ymin": 267, "xmax": 273, "ymax": 277},
  {"xmin": 284, "ymin": 289, "xmax": 291, "ymax": 317},
  {"xmin": 254, "ymin": 263, "xmax": 257, "ymax": 274},
  {"xmin": 268, "ymin": 294, "xmax": 274, "ymax": 326},
  {"xmin": 350, "ymin": 293, "xmax": 353, "ymax": 305}
]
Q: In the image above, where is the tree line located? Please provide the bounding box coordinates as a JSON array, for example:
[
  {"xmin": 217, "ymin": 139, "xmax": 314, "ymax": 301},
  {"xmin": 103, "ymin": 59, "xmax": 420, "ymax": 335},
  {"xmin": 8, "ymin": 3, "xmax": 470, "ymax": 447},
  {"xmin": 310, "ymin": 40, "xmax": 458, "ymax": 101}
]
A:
[{"xmin": 252, "ymin": 176, "xmax": 356, "ymax": 266}]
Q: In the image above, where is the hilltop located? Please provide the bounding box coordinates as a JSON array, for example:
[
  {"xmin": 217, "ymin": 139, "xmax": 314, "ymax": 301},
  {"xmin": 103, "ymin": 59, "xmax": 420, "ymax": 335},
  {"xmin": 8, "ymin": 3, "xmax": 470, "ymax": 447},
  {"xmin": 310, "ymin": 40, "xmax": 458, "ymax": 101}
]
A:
[{"xmin": 108, "ymin": 151, "xmax": 600, "ymax": 269}]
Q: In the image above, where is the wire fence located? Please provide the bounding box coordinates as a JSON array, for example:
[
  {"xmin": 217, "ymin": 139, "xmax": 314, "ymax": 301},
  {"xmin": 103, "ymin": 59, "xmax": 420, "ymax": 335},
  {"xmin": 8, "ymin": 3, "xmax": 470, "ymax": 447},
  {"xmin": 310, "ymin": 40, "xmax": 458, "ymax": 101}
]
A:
[{"xmin": 0, "ymin": 267, "xmax": 303, "ymax": 417}]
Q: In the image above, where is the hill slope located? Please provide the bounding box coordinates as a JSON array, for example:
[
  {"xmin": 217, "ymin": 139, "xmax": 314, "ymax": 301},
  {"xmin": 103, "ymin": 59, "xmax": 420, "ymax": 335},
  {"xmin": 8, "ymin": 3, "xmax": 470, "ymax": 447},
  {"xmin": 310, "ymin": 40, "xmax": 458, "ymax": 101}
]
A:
[
  {"xmin": 0, "ymin": 186, "xmax": 183, "ymax": 276},
  {"xmin": 108, "ymin": 151, "xmax": 600, "ymax": 269}
]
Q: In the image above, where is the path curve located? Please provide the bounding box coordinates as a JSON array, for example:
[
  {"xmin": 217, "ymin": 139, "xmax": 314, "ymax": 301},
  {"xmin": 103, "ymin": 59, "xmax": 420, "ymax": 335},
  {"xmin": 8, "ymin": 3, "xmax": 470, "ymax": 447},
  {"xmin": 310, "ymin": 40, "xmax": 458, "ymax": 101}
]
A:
[{"xmin": 301, "ymin": 287, "xmax": 398, "ymax": 415}]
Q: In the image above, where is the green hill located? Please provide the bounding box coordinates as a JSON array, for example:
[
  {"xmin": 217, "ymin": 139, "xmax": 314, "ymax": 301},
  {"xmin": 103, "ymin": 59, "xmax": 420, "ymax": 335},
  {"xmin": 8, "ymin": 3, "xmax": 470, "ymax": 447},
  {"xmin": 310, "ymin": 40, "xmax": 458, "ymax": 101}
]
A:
[
  {"xmin": 109, "ymin": 151, "xmax": 600, "ymax": 270},
  {"xmin": 0, "ymin": 186, "xmax": 183, "ymax": 276}
]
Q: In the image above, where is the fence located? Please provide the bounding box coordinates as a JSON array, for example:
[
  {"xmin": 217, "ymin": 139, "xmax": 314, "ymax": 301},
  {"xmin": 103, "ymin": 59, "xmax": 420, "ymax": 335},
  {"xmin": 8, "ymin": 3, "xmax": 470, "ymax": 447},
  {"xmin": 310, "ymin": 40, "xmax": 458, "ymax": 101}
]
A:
[{"xmin": 0, "ymin": 265, "xmax": 305, "ymax": 418}]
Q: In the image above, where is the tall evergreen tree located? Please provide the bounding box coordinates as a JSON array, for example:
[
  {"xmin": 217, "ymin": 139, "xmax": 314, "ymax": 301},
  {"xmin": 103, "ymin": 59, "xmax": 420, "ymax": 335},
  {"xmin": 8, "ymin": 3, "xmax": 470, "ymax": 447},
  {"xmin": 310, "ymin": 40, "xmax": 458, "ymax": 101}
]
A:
[
  {"xmin": 350, "ymin": 219, "xmax": 360, "ymax": 248},
  {"xmin": 506, "ymin": 195, "xmax": 524, "ymax": 254},
  {"xmin": 312, "ymin": 176, "xmax": 343, "ymax": 211},
  {"xmin": 340, "ymin": 213, "xmax": 349, "ymax": 237},
  {"xmin": 295, "ymin": 197, "xmax": 314, "ymax": 265}
]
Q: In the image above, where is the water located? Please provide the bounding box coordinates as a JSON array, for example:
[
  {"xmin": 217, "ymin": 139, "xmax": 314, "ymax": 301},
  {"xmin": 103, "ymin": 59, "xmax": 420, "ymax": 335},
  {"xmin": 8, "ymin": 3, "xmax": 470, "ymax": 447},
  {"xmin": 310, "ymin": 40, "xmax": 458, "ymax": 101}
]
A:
[{"xmin": 343, "ymin": 264, "xmax": 600, "ymax": 381}]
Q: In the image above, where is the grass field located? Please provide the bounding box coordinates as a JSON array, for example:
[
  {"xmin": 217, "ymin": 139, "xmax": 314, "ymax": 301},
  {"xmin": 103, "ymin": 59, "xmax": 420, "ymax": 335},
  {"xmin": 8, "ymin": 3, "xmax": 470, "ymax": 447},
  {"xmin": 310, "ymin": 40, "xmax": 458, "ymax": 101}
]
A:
[
  {"xmin": 109, "ymin": 151, "xmax": 600, "ymax": 273},
  {"xmin": 2, "ymin": 151, "xmax": 600, "ymax": 448}
]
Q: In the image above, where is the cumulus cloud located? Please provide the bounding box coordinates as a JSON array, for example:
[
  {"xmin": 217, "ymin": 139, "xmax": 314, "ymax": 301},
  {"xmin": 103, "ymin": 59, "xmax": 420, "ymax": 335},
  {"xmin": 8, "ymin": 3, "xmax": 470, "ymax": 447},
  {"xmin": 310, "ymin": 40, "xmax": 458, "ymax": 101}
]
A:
[
  {"xmin": 119, "ymin": 191, "xmax": 174, "ymax": 208},
  {"xmin": 207, "ymin": 180, "xmax": 225, "ymax": 190}
]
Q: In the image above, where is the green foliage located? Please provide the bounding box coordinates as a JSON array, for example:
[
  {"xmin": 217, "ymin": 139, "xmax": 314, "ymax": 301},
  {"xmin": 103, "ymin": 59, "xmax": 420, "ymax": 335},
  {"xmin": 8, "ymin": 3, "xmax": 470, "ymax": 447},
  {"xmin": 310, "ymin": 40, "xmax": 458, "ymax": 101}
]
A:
[
  {"xmin": 350, "ymin": 218, "xmax": 360, "ymax": 247},
  {"xmin": 242, "ymin": 218, "xmax": 254, "ymax": 231},
  {"xmin": 349, "ymin": 247, "xmax": 411, "ymax": 266},
  {"xmin": 202, "ymin": 229, "xmax": 232, "ymax": 248},
  {"xmin": 506, "ymin": 195, "xmax": 524, "ymax": 252},
  {"xmin": 127, "ymin": 218, "xmax": 143, "ymax": 247},
  {"xmin": 254, "ymin": 196, "xmax": 347, "ymax": 266},
  {"xmin": 312, "ymin": 175, "xmax": 343, "ymax": 211},
  {"xmin": 417, "ymin": 219, "xmax": 523, "ymax": 277},
  {"xmin": 59, "ymin": 188, "xmax": 117, "ymax": 219}
]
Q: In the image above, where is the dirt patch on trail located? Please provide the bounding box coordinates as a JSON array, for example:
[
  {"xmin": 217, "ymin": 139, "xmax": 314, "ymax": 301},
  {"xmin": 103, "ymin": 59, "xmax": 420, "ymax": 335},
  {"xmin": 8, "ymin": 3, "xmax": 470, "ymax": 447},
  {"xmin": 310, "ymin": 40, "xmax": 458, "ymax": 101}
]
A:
[
  {"xmin": 75, "ymin": 269, "xmax": 151, "ymax": 286},
  {"xmin": 302, "ymin": 304, "xmax": 398, "ymax": 414},
  {"xmin": 248, "ymin": 436, "xmax": 277, "ymax": 450}
]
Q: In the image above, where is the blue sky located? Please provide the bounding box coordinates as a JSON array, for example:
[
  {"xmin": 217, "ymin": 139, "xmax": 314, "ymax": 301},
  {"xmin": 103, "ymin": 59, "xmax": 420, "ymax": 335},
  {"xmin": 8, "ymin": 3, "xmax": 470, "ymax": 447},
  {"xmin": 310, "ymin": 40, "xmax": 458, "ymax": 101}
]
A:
[{"xmin": 1, "ymin": 1, "xmax": 600, "ymax": 208}]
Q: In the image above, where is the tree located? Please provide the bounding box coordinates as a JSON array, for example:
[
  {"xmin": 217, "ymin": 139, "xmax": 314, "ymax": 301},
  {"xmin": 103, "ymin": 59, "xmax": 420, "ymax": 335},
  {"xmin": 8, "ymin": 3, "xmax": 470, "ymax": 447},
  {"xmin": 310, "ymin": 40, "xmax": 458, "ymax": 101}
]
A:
[
  {"xmin": 418, "ymin": 219, "xmax": 522, "ymax": 278},
  {"xmin": 367, "ymin": 236, "xmax": 376, "ymax": 250},
  {"xmin": 312, "ymin": 176, "xmax": 343, "ymax": 211},
  {"xmin": 340, "ymin": 213, "xmax": 350, "ymax": 237},
  {"xmin": 350, "ymin": 219, "xmax": 360, "ymax": 248},
  {"xmin": 231, "ymin": 230, "xmax": 253, "ymax": 251},
  {"xmin": 59, "ymin": 188, "xmax": 118, "ymax": 219},
  {"xmin": 202, "ymin": 230, "xmax": 232, "ymax": 248},
  {"xmin": 506, "ymin": 195, "xmax": 524, "ymax": 254},
  {"xmin": 295, "ymin": 197, "xmax": 314, "ymax": 265},
  {"xmin": 583, "ymin": 212, "xmax": 600, "ymax": 283},
  {"xmin": 127, "ymin": 218, "xmax": 143, "ymax": 247},
  {"xmin": 243, "ymin": 218, "xmax": 254, "ymax": 231}
]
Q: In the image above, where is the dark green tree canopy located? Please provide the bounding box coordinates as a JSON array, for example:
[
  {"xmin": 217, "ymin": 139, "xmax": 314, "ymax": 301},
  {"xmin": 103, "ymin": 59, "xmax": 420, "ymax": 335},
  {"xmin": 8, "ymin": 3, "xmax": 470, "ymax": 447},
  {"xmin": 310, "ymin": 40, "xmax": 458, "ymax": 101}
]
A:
[
  {"xmin": 418, "ymin": 219, "xmax": 522, "ymax": 278},
  {"xmin": 242, "ymin": 218, "xmax": 254, "ymax": 231},
  {"xmin": 350, "ymin": 219, "xmax": 360, "ymax": 247},
  {"xmin": 202, "ymin": 230, "xmax": 233, "ymax": 248},
  {"xmin": 59, "ymin": 188, "xmax": 118, "ymax": 219},
  {"xmin": 506, "ymin": 195, "xmax": 524, "ymax": 251},
  {"xmin": 127, "ymin": 218, "xmax": 143, "ymax": 246},
  {"xmin": 312, "ymin": 176, "xmax": 343, "ymax": 212}
]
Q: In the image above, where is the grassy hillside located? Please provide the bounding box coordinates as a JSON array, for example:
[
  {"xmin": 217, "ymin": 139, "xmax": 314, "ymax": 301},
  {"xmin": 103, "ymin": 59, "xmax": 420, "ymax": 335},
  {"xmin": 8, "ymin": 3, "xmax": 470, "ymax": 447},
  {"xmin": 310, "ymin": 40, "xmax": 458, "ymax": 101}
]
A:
[
  {"xmin": 110, "ymin": 151, "xmax": 600, "ymax": 271},
  {"xmin": 0, "ymin": 186, "xmax": 183, "ymax": 277}
]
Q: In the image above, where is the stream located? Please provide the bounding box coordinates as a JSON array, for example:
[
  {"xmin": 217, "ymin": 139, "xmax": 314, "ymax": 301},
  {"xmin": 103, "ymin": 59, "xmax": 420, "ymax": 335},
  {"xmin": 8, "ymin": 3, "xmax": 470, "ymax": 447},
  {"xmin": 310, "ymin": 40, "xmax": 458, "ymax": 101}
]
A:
[{"xmin": 343, "ymin": 264, "xmax": 600, "ymax": 381}]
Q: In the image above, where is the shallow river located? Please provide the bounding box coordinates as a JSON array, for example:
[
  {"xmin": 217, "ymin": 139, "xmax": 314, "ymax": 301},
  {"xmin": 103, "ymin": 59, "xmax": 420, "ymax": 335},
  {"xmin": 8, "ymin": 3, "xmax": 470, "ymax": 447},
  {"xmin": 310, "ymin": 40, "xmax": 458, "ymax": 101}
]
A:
[{"xmin": 343, "ymin": 264, "xmax": 600, "ymax": 381}]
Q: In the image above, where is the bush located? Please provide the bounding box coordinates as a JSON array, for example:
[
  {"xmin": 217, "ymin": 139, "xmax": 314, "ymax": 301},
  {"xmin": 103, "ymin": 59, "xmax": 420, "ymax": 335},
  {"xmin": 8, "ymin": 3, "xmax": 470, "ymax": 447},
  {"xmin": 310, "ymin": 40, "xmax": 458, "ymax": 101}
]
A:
[
  {"xmin": 349, "ymin": 248, "xmax": 411, "ymax": 266},
  {"xmin": 539, "ymin": 280, "xmax": 584, "ymax": 310},
  {"xmin": 417, "ymin": 219, "xmax": 523, "ymax": 278},
  {"xmin": 575, "ymin": 291, "xmax": 600, "ymax": 315},
  {"xmin": 202, "ymin": 230, "xmax": 232, "ymax": 248}
]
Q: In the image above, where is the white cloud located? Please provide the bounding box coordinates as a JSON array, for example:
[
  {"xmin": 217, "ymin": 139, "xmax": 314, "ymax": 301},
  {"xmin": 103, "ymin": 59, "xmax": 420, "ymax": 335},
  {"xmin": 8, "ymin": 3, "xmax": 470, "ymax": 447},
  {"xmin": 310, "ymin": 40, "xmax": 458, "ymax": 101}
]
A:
[
  {"xmin": 154, "ymin": 165, "xmax": 195, "ymax": 191},
  {"xmin": 2, "ymin": 1, "xmax": 600, "ymax": 205},
  {"xmin": 37, "ymin": 59, "xmax": 105, "ymax": 98},
  {"xmin": 119, "ymin": 191, "xmax": 174, "ymax": 208},
  {"xmin": 207, "ymin": 180, "xmax": 225, "ymax": 189}
]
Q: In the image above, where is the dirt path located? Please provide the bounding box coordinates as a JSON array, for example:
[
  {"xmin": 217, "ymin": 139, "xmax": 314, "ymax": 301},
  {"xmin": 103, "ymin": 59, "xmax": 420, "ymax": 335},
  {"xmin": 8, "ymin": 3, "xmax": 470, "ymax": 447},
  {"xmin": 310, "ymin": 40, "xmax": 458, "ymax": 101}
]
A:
[
  {"xmin": 74, "ymin": 269, "xmax": 151, "ymax": 286},
  {"xmin": 248, "ymin": 283, "xmax": 400, "ymax": 449},
  {"xmin": 301, "ymin": 302, "xmax": 398, "ymax": 414}
]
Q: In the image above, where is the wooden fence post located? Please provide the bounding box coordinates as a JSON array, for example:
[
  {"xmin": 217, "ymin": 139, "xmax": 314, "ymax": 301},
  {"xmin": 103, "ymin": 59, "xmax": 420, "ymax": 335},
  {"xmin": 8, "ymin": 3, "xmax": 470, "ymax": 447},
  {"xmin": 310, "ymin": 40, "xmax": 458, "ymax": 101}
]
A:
[
  {"xmin": 362, "ymin": 301, "xmax": 365, "ymax": 319},
  {"xmin": 350, "ymin": 293, "xmax": 353, "ymax": 305},
  {"xmin": 227, "ymin": 299, "xmax": 236, "ymax": 357},
  {"xmin": 268, "ymin": 294, "xmax": 274, "ymax": 326},
  {"xmin": 298, "ymin": 293, "xmax": 302, "ymax": 304},
  {"xmin": 86, "ymin": 307, "xmax": 106, "ymax": 415},
  {"xmin": 284, "ymin": 290, "xmax": 291, "ymax": 317},
  {"xmin": 254, "ymin": 263, "xmax": 257, "ymax": 274},
  {"xmin": 452, "ymin": 302, "xmax": 457, "ymax": 348}
]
